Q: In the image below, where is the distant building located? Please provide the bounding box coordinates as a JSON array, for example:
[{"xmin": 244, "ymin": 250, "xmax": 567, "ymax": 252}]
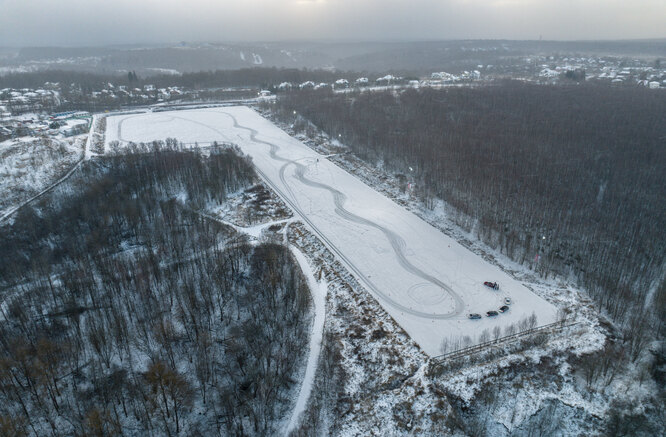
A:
[
  {"xmin": 431, "ymin": 72, "xmax": 457, "ymax": 82},
  {"xmin": 334, "ymin": 79, "xmax": 349, "ymax": 89},
  {"xmin": 376, "ymin": 75, "xmax": 397, "ymax": 84}
]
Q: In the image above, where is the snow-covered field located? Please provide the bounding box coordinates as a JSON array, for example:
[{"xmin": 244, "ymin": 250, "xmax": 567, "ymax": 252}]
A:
[{"xmin": 105, "ymin": 106, "xmax": 558, "ymax": 356}]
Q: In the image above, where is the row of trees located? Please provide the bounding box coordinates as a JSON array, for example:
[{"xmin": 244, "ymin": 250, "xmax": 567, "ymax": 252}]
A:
[
  {"xmin": 274, "ymin": 82, "xmax": 665, "ymax": 361},
  {"xmin": 0, "ymin": 67, "xmax": 358, "ymax": 92},
  {"xmin": 0, "ymin": 67, "xmax": 366, "ymax": 113},
  {"xmin": 0, "ymin": 146, "xmax": 312, "ymax": 435}
]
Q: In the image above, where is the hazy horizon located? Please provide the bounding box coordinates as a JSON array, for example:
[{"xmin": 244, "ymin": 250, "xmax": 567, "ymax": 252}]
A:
[
  {"xmin": 1, "ymin": 0, "xmax": 665, "ymax": 47},
  {"xmin": 3, "ymin": 36, "xmax": 666, "ymax": 50}
]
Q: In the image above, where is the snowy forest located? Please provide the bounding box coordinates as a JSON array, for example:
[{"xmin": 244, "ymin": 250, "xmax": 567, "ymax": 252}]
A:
[
  {"xmin": 0, "ymin": 68, "xmax": 350, "ymax": 93},
  {"xmin": 0, "ymin": 146, "xmax": 312, "ymax": 435},
  {"xmin": 274, "ymin": 82, "xmax": 665, "ymax": 364}
]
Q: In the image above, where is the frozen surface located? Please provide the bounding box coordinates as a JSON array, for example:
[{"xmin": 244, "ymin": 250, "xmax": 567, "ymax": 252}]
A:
[{"xmin": 105, "ymin": 106, "xmax": 558, "ymax": 356}]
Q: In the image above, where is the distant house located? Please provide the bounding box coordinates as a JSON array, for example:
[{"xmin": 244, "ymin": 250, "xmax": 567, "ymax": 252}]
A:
[
  {"xmin": 648, "ymin": 81, "xmax": 660, "ymax": 89},
  {"xmin": 334, "ymin": 79, "xmax": 349, "ymax": 89},
  {"xmin": 431, "ymin": 72, "xmax": 457, "ymax": 82},
  {"xmin": 61, "ymin": 120, "xmax": 89, "ymax": 137},
  {"xmin": 258, "ymin": 90, "xmax": 272, "ymax": 97},
  {"xmin": 376, "ymin": 75, "xmax": 397, "ymax": 85},
  {"xmin": 539, "ymin": 68, "xmax": 559, "ymax": 78},
  {"xmin": 355, "ymin": 77, "xmax": 369, "ymax": 86},
  {"xmin": 299, "ymin": 81, "xmax": 315, "ymax": 89}
]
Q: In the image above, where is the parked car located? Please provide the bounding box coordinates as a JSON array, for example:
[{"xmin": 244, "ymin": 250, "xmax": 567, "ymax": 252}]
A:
[
  {"xmin": 468, "ymin": 313, "xmax": 482, "ymax": 320},
  {"xmin": 484, "ymin": 281, "xmax": 499, "ymax": 290},
  {"xmin": 499, "ymin": 305, "xmax": 510, "ymax": 313},
  {"xmin": 486, "ymin": 310, "xmax": 499, "ymax": 317},
  {"xmin": 504, "ymin": 297, "xmax": 512, "ymax": 305}
]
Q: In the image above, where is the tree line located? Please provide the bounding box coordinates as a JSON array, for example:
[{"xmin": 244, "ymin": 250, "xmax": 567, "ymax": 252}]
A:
[
  {"xmin": 0, "ymin": 68, "xmax": 359, "ymax": 92},
  {"xmin": 0, "ymin": 146, "xmax": 312, "ymax": 435}
]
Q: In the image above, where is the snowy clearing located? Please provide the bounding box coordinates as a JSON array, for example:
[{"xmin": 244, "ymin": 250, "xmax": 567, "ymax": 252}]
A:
[{"xmin": 105, "ymin": 106, "xmax": 558, "ymax": 356}]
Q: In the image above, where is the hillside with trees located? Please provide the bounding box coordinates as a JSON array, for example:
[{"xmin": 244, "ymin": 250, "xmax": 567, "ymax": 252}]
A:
[
  {"xmin": 274, "ymin": 82, "xmax": 665, "ymax": 362},
  {"xmin": 0, "ymin": 146, "xmax": 312, "ymax": 435}
]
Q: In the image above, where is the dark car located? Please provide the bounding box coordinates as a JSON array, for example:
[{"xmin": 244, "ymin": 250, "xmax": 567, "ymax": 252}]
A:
[
  {"xmin": 484, "ymin": 281, "xmax": 499, "ymax": 290},
  {"xmin": 499, "ymin": 305, "xmax": 509, "ymax": 313},
  {"xmin": 486, "ymin": 310, "xmax": 499, "ymax": 317},
  {"xmin": 468, "ymin": 313, "xmax": 482, "ymax": 320}
]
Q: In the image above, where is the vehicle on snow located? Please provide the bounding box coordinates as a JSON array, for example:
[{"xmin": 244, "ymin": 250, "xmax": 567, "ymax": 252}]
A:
[
  {"xmin": 504, "ymin": 297, "xmax": 512, "ymax": 305},
  {"xmin": 486, "ymin": 310, "xmax": 499, "ymax": 317},
  {"xmin": 499, "ymin": 305, "xmax": 510, "ymax": 313},
  {"xmin": 468, "ymin": 313, "xmax": 482, "ymax": 320},
  {"xmin": 484, "ymin": 281, "xmax": 499, "ymax": 290}
]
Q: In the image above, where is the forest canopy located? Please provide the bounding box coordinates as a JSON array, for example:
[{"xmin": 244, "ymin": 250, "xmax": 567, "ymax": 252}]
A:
[
  {"xmin": 275, "ymin": 82, "xmax": 665, "ymax": 339},
  {"xmin": 0, "ymin": 147, "xmax": 312, "ymax": 435}
]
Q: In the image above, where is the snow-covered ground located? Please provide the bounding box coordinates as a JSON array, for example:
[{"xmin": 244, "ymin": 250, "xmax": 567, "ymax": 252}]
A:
[
  {"xmin": 0, "ymin": 135, "xmax": 85, "ymax": 220},
  {"xmin": 285, "ymin": 246, "xmax": 327, "ymax": 434},
  {"xmin": 105, "ymin": 106, "xmax": 558, "ymax": 356}
]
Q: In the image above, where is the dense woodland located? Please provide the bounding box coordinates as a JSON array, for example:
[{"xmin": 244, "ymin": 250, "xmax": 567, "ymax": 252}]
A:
[
  {"xmin": 275, "ymin": 83, "xmax": 665, "ymax": 359},
  {"xmin": 0, "ymin": 147, "xmax": 311, "ymax": 435},
  {"xmin": 0, "ymin": 68, "xmax": 356, "ymax": 92}
]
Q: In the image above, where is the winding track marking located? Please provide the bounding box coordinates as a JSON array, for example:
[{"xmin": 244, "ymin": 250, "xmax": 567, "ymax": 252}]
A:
[
  {"xmin": 114, "ymin": 109, "xmax": 466, "ymax": 318},
  {"xmin": 217, "ymin": 111, "xmax": 465, "ymax": 319}
]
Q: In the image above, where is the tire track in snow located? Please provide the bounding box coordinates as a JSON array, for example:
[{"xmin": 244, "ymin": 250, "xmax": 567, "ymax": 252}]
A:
[
  {"xmin": 219, "ymin": 111, "xmax": 464, "ymax": 319},
  {"xmin": 113, "ymin": 109, "xmax": 465, "ymax": 318}
]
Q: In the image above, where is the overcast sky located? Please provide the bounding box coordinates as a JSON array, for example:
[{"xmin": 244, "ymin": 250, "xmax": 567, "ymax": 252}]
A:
[{"xmin": 1, "ymin": 0, "xmax": 664, "ymax": 47}]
